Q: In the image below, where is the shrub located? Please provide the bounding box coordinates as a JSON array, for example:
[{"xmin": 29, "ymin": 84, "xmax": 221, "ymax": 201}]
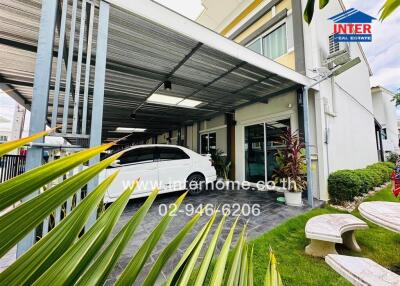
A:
[
  {"xmin": 354, "ymin": 169, "xmax": 375, "ymax": 193},
  {"xmin": 328, "ymin": 170, "xmax": 361, "ymax": 203},
  {"xmin": 386, "ymin": 151, "xmax": 399, "ymax": 164},
  {"xmin": 367, "ymin": 162, "xmax": 393, "ymax": 184}
]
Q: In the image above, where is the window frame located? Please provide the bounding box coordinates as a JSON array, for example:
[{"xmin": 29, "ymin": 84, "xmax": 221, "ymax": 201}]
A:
[
  {"xmin": 156, "ymin": 146, "xmax": 190, "ymax": 161},
  {"xmin": 200, "ymin": 132, "xmax": 217, "ymax": 154},
  {"xmin": 118, "ymin": 147, "xmax": 156, "ymax": 166},
  {"xmin": 245, "ymin": 19, "xmax": 290, "ymax": 60}
]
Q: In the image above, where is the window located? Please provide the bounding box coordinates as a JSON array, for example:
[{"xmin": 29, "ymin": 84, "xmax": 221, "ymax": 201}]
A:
[
  {"xmin": 263, "ymin": 24, "xmax": 287, "ymax": 59},
  {"xmin": 158, "ymin": 147, "xmax": 189, "ymax": 160},
  {"xmin": 382, "ymin": 128, "xmax": 387, "ymax": 140},
  {"xmin": 119, "ymin": 147, "xmax": 155, "ymax": 165},
  {"xmin": 0, "ymin": 135, "xmax": 7, "ymax": 142},
  {"xmin": 200, "ymin": 132, "xmax": 216, "ymax": 154},
  {"xmin": 247, "ymin": 38, "xmax": 262, "ymax": 54}
]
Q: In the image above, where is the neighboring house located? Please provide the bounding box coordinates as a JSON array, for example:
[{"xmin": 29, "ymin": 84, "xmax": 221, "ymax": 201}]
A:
[{"xmin": 371, "ymin": 86, "xmax": 399, "ymax": 159}]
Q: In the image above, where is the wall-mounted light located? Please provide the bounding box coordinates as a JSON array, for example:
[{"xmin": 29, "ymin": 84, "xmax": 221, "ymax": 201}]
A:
[{"xmin": 164, "ymin": 80, "xmax": 172, "ymax": 90}]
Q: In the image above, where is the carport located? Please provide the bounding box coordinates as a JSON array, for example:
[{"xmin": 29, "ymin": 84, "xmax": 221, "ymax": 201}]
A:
[{"xmin": 0, "ymin": 0, "xmax": 315, "ymax": 253}]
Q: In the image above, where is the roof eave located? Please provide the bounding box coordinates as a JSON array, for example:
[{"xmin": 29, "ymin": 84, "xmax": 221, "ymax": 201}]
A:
[{"xmin": 107, "ymin": 0, "xmax": 316, "ymax": 89}]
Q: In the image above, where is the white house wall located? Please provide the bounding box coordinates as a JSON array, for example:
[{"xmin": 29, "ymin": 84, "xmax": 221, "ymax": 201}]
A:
[{"xmin": 301, "ymin": 0, "xmax": 378, "ymax": 177}]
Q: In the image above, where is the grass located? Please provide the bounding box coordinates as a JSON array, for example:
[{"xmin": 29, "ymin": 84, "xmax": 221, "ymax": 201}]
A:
[{"xmin": 249, "ymin": 186, "xmax": 400, "ymax": 286}]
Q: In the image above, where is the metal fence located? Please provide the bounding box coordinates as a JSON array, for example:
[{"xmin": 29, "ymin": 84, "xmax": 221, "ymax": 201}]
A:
[{"xmin": 0, "ymin": 155, "xmax": 26, "ymax": 183}]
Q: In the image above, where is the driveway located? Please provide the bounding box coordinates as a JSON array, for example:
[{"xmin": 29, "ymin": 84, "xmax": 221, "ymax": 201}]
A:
[{"xmin": 106, "ymin": 188, "xmax": 320, "ymax": 285}]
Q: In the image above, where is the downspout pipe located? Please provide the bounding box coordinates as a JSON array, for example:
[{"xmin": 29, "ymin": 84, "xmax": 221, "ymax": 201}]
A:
[
  {"xmin": 303, "ymin": 76, "xmax": 330, "ymax": 208},
  {"xmin": 302, "ymin": 86, "xmax": 313, "ymax": 207}
]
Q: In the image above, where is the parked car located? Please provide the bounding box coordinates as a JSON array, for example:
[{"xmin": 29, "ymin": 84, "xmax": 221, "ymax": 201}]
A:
[{"xmin": 100, "ymin": 144, "xmax": 217, "ymax": 203}]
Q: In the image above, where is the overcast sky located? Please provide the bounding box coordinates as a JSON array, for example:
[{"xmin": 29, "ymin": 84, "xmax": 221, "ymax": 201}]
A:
[{"xmin": 1, "ymin": 0, "xmax": 399, "ymax": 132}]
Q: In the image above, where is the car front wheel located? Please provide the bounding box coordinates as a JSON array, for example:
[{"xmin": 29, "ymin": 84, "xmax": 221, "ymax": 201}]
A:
[{"xmin": 186, "ymin": 173, "xmax": 205, "ymax": 195}]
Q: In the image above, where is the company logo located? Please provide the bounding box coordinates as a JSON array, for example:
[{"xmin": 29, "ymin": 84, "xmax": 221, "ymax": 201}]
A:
[{"xmin": 329, "ymin": 8, "xmax": 376, "ymax": 42}]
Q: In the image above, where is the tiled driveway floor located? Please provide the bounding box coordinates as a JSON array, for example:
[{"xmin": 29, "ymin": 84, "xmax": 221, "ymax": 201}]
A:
[{"xmin": 106, "ymin": 188, "xmax": 321, "ymax": 285}]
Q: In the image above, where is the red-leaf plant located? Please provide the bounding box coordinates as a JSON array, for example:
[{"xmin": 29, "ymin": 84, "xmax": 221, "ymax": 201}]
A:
[{"xmin": 273, "ymin": 129, "xmax": 307, "ymax": 193}]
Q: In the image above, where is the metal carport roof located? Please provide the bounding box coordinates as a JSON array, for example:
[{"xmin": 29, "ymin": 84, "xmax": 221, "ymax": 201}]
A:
[{"xmin": 0, "ymin": 0, "xmax": 313, "ymax": 144}]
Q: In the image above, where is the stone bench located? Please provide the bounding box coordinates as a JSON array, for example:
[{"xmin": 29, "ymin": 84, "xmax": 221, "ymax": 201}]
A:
[
  {"xmin": 305, "ymin": 214, "xmax": 368, "ymax": 257},
  {"xmin": 326, "ymin": 254, "xmax": 400, "ymax": 286},
  {"xmin": 359, "ymin": 202, "xmax": 400, "ymax": 233}
]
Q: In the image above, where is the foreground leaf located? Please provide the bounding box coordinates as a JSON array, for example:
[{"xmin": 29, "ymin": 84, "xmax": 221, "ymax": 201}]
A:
[
  {"xmin": 33, "ymin": 181, "xmax": 137, "ymax": 285},
  {"xmin": 75, "ymin": 187, "xmax": 160, "ymax": 286},
  {"xmin": 0, "ymin": 128, "xmax": 57, "ymax": 157},
  {"xmin": 226, "ymin": 224, "xmax": 247, "ymax": 286},
  {"xmin": 114, "ymin": 192, "xmax": 187, "ymax": 286},
  {"xmin": 193, "ymin": 213, "xmax": 227, "ymax": 286},
  {"xmin": 0, "ymin": 172, "xmax": 119, "ymax": 286},
  {"xmin": 380, "ymin": 0, "xmax": 400, "ymax": 20},
  {"xmin": 173, "ymin": 211, "xmax": 217, "ymax": 286},
  {"xmin": 0, "ymin": 143, "xmax": 114, "ymax": 211},
  {"xmin": 165, "ymin": 212, "xmax": 217, "ymax": 286},
  {"xmin": 319, "ymin": 0, "xmax": 329, "ymax": 9},
  {"xmin": 209, "ymin": 216, "xmax": 239, "ymax": 285},
  {"xmin": 0, "ymin": 152, "xmax": 121, "ymax": 258},
  {"xmin": 303, "ymin": 0, "xmax": 315, "ymax": 24},
  {"xmin": 239, "ymin": 242, "xmax": 248, "ymax": 286},
  {"xmin": 248, "ymin": 246, "xmax": 254, "ymax": 286},
  {"xmin": 143, "ymin": 209, "xmax": 204, "ymax": 286},
  {"xmin": 264, "ymin": 249, "xmax": 283, "ymax": 286}
]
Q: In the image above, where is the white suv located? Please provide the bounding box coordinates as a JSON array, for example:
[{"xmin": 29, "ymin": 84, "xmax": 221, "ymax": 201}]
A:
[{"xmin": 100, "ymin": 144, "xmax": 217, "ymax": 203}]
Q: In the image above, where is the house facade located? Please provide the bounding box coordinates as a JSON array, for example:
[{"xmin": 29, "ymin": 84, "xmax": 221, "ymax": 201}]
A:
[
  {"xmin": 371, "ymin": 86, "xmax": 399, "ymax": 159},
  {"xmin": 152, "ymin": 0, "xmax": 379, "ymax": 201},
  {"xmin": 0, "ymin": 0, "xmax": 382, "ymax": 203}
]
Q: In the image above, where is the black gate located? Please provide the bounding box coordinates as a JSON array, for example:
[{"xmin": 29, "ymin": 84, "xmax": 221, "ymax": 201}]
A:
[{"xmin": 0, "ymin": 155, "xmax": 26, "ymax": 183}]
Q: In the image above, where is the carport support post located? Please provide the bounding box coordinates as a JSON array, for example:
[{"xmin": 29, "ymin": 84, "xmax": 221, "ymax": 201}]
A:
[
  {"xmin": 16, "ymin": 0, "xmax": 58, "ymax": 257},
  {"xmin": 303, "ymin": 87, "xmax": 314, "ymax": 207},
  {"xmin": 86, "ymin": 1, "xmax": 110, "ymax": 228}
]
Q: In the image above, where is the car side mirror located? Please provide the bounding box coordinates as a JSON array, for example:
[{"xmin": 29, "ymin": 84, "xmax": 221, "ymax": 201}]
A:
[{"xmin": 110, "ymin": 159, "xmax": 121, "ymax": 168}]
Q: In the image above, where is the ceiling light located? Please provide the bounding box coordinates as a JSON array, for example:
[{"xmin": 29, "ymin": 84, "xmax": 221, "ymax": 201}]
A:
[
  {"xmin": 147, "ymin": 93, "xmax": 182, "ymax": 105},
  {"xmin": 115, "ymin": 127, "xmax": 146, "ymax": 133},
  {"xmin": 177, "ymin": 98, "xmax": 202, "ymax": 108}
]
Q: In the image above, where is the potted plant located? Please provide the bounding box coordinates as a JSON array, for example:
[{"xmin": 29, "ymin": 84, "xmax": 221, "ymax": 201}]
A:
[
  {"xmin": 211, "ymin": 149, "xmax": 231, "ymax": 182},
  {"xmin": 273, "ymin": 129, "xmax": 307, "ymax": 206}
]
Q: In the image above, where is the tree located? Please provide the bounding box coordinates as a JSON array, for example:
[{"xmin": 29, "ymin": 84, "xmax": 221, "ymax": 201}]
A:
[
  {"xmin": 304, "ymin": 0, "xmax": 400, "ymax": 24},
  {"xmin": 391, "ymin": 88, "xmax": 400, "ymax": 106}
]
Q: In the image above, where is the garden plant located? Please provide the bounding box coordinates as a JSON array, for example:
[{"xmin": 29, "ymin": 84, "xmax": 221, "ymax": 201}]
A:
[{"xmin": 0, "ymin": 130, "xmax": 283, "ymax": 286}]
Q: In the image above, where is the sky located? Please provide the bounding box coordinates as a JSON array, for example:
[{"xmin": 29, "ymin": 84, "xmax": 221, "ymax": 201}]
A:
[{"xmin": 1, "ymin": 0, "xmax": 399, "ymax": 134}]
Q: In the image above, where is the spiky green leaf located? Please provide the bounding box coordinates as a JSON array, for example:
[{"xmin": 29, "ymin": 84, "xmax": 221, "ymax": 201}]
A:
[
  {"xmin": 0, "ymin": 172, "xmax": 119, "ymax": 286},
  {"xmin": 226, "ymin": 225, "xmax": 247, "ymax": 286},
  {"xmin": 32, "ymin": 180, "xmax": 137, "ymax": 285},
  {"xmin": 264, "ymin": 249, "xmax": 283, "ymax": 286},
  {"xmin": 193, "ymin": 214, "xmax": 227, "ymax": 286},
  {"xmin": 165, "ymin": 213, "xmax": 217, "ymax": 286},
  {"xmin": 142, "ymin": 209, "xmax": 203, "ymax": 286},
  {"xmin": 0, "ymin": 128, "xmax": 55, "ymax": 157},
  {"xmin": 0, "ymin": 143, "xmax": 114, "ymax": 211},
  {"xmin": 75, "ymin": 187, "xmax": 160, "ymax": 286},
  {"xmin": 114, "ymin": 192, "xmax": 187, "ymax": 286},
  {"xmin": 209, "ymin": 216, "xmax": 239, "ymax": 285},
  {"xmin": 0, "ymin": 153, "xmax": 121, "ymax": 257},
  {"xmin": 379, "ymin": 0, "xmax": 400, "ymax": 20}
]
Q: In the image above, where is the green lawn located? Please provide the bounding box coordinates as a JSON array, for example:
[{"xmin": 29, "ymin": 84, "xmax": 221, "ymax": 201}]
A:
[{"xmin": 250, "ymin": 186, "xmax": 400, "ymax": 285}]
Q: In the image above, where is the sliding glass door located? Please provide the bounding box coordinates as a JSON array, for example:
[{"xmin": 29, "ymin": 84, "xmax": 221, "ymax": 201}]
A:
[
  {"xmin": 244, "ymin": 119, "xmax": 290, "ymax": 183},
  {"xmin": 244, "ymin": 123, "xmax": 265, "ymax": 183}
]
